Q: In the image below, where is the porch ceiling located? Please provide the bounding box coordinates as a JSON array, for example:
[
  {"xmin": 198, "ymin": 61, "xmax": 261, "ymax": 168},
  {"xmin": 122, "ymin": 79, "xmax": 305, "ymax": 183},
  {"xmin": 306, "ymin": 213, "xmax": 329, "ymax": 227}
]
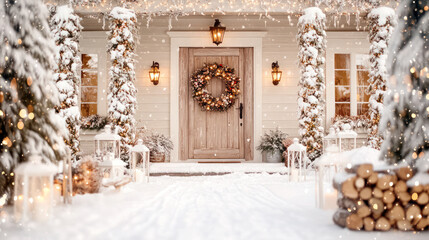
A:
[
  {"xmin": 48, "ymin": 0, "xmax": 398, "ymax": 16},
  {"xmin": 79, "ymin": 13, "xmax": 367, "ymax": 32}
]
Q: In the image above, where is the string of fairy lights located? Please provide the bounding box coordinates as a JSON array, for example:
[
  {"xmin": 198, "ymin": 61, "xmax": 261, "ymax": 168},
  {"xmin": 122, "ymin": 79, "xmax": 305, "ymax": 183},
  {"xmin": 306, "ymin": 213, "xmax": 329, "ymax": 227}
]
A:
[{"xmin": 45, "ymin": 0, "xmax": 400, "ymax": 30}]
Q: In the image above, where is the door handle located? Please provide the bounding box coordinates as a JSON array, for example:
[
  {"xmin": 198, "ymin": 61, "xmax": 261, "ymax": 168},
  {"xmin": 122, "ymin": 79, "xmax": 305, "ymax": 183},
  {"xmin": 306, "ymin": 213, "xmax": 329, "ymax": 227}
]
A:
[{"xmin": 239, "ymin": 103, "xmax": 243, "ymax": 119}]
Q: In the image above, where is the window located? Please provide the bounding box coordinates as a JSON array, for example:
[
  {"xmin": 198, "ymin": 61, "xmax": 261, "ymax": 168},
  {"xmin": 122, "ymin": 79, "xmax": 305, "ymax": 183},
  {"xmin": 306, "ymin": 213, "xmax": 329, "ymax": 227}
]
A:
[
  {"xmin": 333, "ymin": 53, "xmax": 370, "ymax": 117},
  {"xmin": 81, "ymin": 54, "xmax": 98, "ymax": 117},
  {"xmin": 334, "ymin": 54, "xmax": 351, "ymax": 116},
  {"xmin": 356, "ymin": 54, "xmax": 370, "ymax": 116}
]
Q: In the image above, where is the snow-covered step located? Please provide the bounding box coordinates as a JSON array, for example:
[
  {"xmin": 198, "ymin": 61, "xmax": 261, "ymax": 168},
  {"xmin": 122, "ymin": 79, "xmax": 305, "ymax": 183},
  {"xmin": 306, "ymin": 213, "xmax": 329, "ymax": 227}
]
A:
[{"xmin": 149, "ymin": 163, "xmax": 289, "ymax": 176}]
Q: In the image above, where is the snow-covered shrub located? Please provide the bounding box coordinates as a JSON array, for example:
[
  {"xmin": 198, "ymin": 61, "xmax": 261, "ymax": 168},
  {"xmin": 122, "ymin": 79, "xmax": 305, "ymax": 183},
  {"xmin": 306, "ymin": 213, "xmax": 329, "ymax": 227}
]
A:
[
  {"xmin": 51, "ymin": 5, "xmax": 83, "ymax": 161},
  {"xmin": 72, "ymin": 156, "xmax": 101, "ymax": 195},
  {"xmin": 366, "ymin": 7, "xmax": 396, "ymax": 150},
  {"xmin": 379, "ymin": 0, "xmax": 429, "ymax": 164},
  {"xmin": 108, "ymin": 7, "xmax": 138, "ymax": 161},
  {"xmin": 81, "ymin": 115, "xmax": 110, "ymax": 130},
  {"xmin": 331, "ymin": 115, "xmax": 369, "ymax": 133},
  {"xmin": 297, "ymin": 7, "xmax": 327, "ymax": 161},
  {"xmin": 142, "ymin": 133, "xmax": 174, "ymax": 156},
  {"xmin": 257, "ymin": 129, "xmax": 288, "ymax": 154},
  {"xmin": 0, "ymin": 0, "xmax": 67, "ymax": 202}
]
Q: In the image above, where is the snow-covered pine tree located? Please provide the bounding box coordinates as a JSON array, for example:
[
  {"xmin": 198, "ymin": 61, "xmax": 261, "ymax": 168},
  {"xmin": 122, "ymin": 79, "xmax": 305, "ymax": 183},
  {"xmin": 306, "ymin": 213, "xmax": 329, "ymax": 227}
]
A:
[
  {"xmin": 51, "ymin": 5, "xmax": 83, "ymax": 161},
  {"xmin": 379, "ymin": 0, "xmax": 429, "ymax": 165},
  {"xmin": 297, "ymin": 7, "xmax": 327, "ymax": 161},
  {"xmin": 366, "ymin": 7, "xmax": 396, "ymax": 150},
  {"xmin": 0, "ymin": 0, "xmax": 67, "ymax": 201},
  {"xmin": 108, "ymin": 7, "xmax": 137, "ymax": 161}
]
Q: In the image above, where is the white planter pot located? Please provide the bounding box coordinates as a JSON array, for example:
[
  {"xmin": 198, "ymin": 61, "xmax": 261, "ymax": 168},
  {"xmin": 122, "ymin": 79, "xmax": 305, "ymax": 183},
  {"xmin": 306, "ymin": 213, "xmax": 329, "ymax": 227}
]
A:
[{"xmin": 266, "ymin": 150, "xmax": 282, "ymax": 163}]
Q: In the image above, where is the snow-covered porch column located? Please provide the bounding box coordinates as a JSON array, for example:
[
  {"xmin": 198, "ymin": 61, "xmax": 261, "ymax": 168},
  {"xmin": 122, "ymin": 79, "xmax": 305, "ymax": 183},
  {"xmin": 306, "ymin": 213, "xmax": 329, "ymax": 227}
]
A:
[
  {"xmin": 366, "ymin": 7, "xmax": 396, "ymax": 150},
  {"xmin": 107, "ymin": 7, "xmax": 138, "ymax": 161},
  {"xmin": 51, "ymin": 5, "xmax": 83, "ymax": 161},
  {"xmin": 297, "ymin": 7, "xmax": 327, "ymax": 161}
]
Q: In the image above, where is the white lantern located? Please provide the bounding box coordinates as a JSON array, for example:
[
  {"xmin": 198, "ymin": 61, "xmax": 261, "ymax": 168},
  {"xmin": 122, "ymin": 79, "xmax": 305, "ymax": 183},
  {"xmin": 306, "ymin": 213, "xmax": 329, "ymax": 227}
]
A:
[
  {"xmin": 62, "ymin": 150, "xmax": 73, "ymax": 204},
  {"xmin": 287, "ymin": 138, "xmax": 307, "ymax": 181},
  {"xmin": 314, "ymin": 153, "xmax": 339, "ymax": 209},
  {"xmin": 98, "ymin": 153, "xmax": 126, "ymax": 179},
  {"xmin": 337, "ymin": 124, "xmax": 357, "ymax": 152},
  {"xmin": 14, "ymin": 156, "xmax": 57, "ymax": 222},
  {"xmin": 130, "ymin": 139, "xmax": 150, "ymax": 183},
  {"xmin": 94, "ymin": 125, "xmax": 121, "ymax": 160},
  {"xmin": 323, "ymin": 128, "xmax": 338, "ymax": 154}
]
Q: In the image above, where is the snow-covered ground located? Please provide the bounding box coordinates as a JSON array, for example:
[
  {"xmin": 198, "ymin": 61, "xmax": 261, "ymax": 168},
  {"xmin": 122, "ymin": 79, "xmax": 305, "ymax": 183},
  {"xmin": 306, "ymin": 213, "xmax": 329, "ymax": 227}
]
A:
[{"xmin": 1, "ymin": 173, "xmax": 428, "ymax": 240}]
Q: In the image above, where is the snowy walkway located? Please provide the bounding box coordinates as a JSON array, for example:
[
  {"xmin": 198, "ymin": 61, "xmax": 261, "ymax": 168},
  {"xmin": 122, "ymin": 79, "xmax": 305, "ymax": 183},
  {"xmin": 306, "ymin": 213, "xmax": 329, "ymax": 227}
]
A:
[{"xmin": 1, "ymin": 173, "xmax": 428, "ymax": 240}]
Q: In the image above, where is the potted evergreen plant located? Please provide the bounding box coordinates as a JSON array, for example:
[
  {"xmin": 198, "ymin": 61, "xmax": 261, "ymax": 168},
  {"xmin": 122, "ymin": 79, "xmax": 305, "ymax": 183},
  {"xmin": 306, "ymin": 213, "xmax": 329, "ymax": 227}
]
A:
[
  {"xmin": 143, "ymin": 133, "xmax": 174, "ymax": 162},
  {"xmin": 257, "ymin": 129, "xmax": 288, "ymax": 163}
]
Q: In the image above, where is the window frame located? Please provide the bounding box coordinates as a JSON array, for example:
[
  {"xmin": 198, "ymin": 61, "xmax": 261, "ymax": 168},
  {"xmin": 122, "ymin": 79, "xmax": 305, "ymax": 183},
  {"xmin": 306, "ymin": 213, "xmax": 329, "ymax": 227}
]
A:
[
  {"xmin": 325, "ymin": 32, "xmax": 371, "ymax": 128},
  {"xmin": 80, "ymin": 53, "xmax": 99, "ymax": 117},
  {"xmin": 79, "ymin": 31, "xmax": 109, "ymax": 118}
]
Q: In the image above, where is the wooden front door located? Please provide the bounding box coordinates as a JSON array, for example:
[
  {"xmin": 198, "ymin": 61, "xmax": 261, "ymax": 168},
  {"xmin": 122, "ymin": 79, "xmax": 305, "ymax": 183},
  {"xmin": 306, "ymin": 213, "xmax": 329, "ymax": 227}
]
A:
[{"xmin": 179, "ymin": 48, "xmax": 254, "ymax": 160}]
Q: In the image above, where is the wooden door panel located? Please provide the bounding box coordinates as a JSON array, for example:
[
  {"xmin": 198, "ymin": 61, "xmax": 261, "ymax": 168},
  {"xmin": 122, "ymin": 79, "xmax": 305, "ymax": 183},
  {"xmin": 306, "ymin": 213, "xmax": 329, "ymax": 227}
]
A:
[
  {"xmin": 179, "ymin": 47, "xmax": 253, "ymax": 160},
  {"xmin": 190, "ymin": 50, "xmax": 241, "ymax": 159}
]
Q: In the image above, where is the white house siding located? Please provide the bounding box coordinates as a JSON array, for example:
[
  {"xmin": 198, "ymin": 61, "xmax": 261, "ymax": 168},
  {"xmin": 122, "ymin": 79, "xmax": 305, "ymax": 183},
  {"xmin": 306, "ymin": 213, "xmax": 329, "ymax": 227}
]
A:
[{"xmin": 78, "ymin": 14, "xmax": 369, "ymax": 156}]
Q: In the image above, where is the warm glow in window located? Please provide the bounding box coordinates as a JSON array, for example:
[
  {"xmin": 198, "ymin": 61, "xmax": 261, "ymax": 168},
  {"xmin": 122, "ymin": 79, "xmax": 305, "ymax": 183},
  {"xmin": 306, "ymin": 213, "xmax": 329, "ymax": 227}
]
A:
[
  {"xmin": 334, "ymin": 54, "xmax": 351, "ymax": 116},
  {"xmin": 81, "ymin": 54, "xmax": 98, "ymax": 117},
  {"xmin": 356, "ymin": 54, "xmax": 370, "ymax": 116}
]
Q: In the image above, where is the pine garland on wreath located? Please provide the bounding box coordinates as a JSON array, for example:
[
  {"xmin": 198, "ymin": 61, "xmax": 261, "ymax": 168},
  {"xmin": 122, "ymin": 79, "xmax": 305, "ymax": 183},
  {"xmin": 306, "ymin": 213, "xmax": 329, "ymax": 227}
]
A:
[
  {"xmin": 108, "ymin": 7, "xmax": 137, "ymax": 161},
  {"xmin": 297, "ymin": 7, "xmax": 327, "ymax": 161},
  {"xmin": 190, "ymin": 63, "xmax": 240, "ymax": 112},
  {"xmin": 366, "ymin": 7, "xmax": 396, "ymax": 150},
  {"xmin": 0, "ymin": 0, "xmax": 67, "ymax": 202},
  {"xmin": 51, "ymin": 5, "xmax": 83, "ymax": 161}
]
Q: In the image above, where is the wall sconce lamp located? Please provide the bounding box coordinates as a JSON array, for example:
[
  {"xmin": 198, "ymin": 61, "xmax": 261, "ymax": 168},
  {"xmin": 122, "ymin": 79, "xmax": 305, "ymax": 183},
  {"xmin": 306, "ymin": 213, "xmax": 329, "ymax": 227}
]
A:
[
  {"xmin": 210, "ymin": 19, "xmax": 226, "ymax": 46},
  {"xmin": 271, "ymin": 61, "xmax": 282, "ymax": 86},
  {"xmin": 149, "ymin": 61, "xmax": 160, "ymax": 85}
]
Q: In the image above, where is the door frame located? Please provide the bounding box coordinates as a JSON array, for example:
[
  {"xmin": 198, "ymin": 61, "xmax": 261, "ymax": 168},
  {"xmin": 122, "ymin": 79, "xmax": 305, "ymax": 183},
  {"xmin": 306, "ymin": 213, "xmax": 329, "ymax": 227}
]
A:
[{"xmin": 168, "ymin": 31, "xmax": 266, "ymax": 162}]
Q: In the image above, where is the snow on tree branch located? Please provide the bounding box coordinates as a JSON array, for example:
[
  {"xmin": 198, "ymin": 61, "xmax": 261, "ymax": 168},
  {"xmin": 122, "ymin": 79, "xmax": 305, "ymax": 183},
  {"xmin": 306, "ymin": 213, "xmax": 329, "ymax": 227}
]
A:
[
  {"xmin": 108, "ymin": 6, "xmax": 137, "ymax": 161},
  {"xmin": 297, "ymin": 7, "xmax": 327, "ymax": 161},
  {"xmin": 379, "ymin": 0, "xmax": 429, "ymax": 165},
  {"xmin": 366, "ymin": 6, "xmax": 396, "ymax": 150},
  {"xmin": 0, "ymin": 0, "xmax": 67, "ymax": 201},
  {"xmin": 51, "ymin": 5, "xmax": 83, "ymax": 161}
]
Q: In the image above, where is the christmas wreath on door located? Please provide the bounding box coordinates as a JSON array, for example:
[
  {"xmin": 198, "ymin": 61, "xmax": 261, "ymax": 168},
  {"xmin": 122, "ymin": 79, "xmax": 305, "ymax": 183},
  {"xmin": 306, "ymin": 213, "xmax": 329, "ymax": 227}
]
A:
[{"xmin": 190, "ymin": 63, "xmax": 240, "ymax": 111}]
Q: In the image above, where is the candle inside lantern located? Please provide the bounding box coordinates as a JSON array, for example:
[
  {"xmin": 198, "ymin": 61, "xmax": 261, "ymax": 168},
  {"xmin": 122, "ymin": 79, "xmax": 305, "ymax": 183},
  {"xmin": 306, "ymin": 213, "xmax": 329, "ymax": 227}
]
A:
[
  {"xmin": 53, "ymin": 182, "xmax": 62, "ymax": 205},
  {"xmin": 324, "ymin": 188, "xmax": 338, "ymax": 209}
]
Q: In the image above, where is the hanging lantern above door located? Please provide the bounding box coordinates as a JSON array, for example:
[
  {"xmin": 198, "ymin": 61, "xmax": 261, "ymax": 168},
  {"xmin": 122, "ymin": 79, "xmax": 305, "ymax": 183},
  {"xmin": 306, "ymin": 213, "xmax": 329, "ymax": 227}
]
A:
[{"xmin": 210, "ymin": 19, "xmax": 226, "ymax": 46}]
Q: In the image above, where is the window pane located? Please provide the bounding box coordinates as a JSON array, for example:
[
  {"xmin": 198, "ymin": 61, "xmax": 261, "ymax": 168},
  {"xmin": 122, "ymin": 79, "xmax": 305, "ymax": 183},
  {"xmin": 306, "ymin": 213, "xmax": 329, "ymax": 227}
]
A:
[
  {"xmin": 335, "ymin": 103, "xmax": 350, "ymax": 116},
  {"xmin": 81, "ymin": 71, "xmax": 98, "ymax": 86},
  {"xmin": 335, "ymin": 70, "xmax": 351, "ymax": 85},
  {"xmin": 335, "ymin": 54, "xmax": 350, "ymax": 69},
  {"xmin": 81, "ymin": 53, "xmax": 98, "ymax": 116},
  {"xmin": 357, "ymin": 70, "xmax": 370, "ymax": 86},
  {"xmin": 82, "ymin": 54, "xmax": 98, "ymax": 69},
  {"xmin": 357, "ymin": 103, "xmax": 369, "ymax": 116},
  {"xmin": 81, "ymin": 87, "xmax": 97, "ymax": 102},
  {"xmin": 81, "ymin": 104, "xmax": 97, "ymax": 117},
  {"xmin": 335, "ymin": 86, "xmax": 351, "ymax": 102},
  {"xmin": 357, "ymin": 87, "xmax": 370, "ymax": 102},
  {"xmin": 356, "ymin": 54, "xmax": 370, "ymax": 69}
]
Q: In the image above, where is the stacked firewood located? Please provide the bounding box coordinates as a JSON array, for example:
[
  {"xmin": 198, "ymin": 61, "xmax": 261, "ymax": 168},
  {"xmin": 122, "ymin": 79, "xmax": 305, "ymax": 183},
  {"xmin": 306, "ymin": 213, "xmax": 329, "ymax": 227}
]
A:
[{"xmin": 333, "ymin": 163, "xmax": 429, "ymax": 231}]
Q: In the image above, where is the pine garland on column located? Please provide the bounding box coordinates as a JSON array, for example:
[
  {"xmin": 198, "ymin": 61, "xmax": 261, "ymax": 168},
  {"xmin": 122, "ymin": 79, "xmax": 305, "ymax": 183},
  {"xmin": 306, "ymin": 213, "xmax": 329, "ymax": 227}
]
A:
[
  {"xmin": 108, "ymin": 7, "xmax": 137, "ymax": 161},
  {"xmin": 51, "ymin": 5, "xmax": 83, "ymax": 161},
  {"xmin": 297, "ymin": 7, "xmax": 327, "ymax": 161},
  {"xmin": 379, "ymin": 0, "xmax": 429, "ymax": 165},
  {"xmin": 366, "ymin": 7, "xmax": 396, "ymax": 150},
  {"xmin": 0, "ymin": 0, "xmax": 67, "ymax": 201}
]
